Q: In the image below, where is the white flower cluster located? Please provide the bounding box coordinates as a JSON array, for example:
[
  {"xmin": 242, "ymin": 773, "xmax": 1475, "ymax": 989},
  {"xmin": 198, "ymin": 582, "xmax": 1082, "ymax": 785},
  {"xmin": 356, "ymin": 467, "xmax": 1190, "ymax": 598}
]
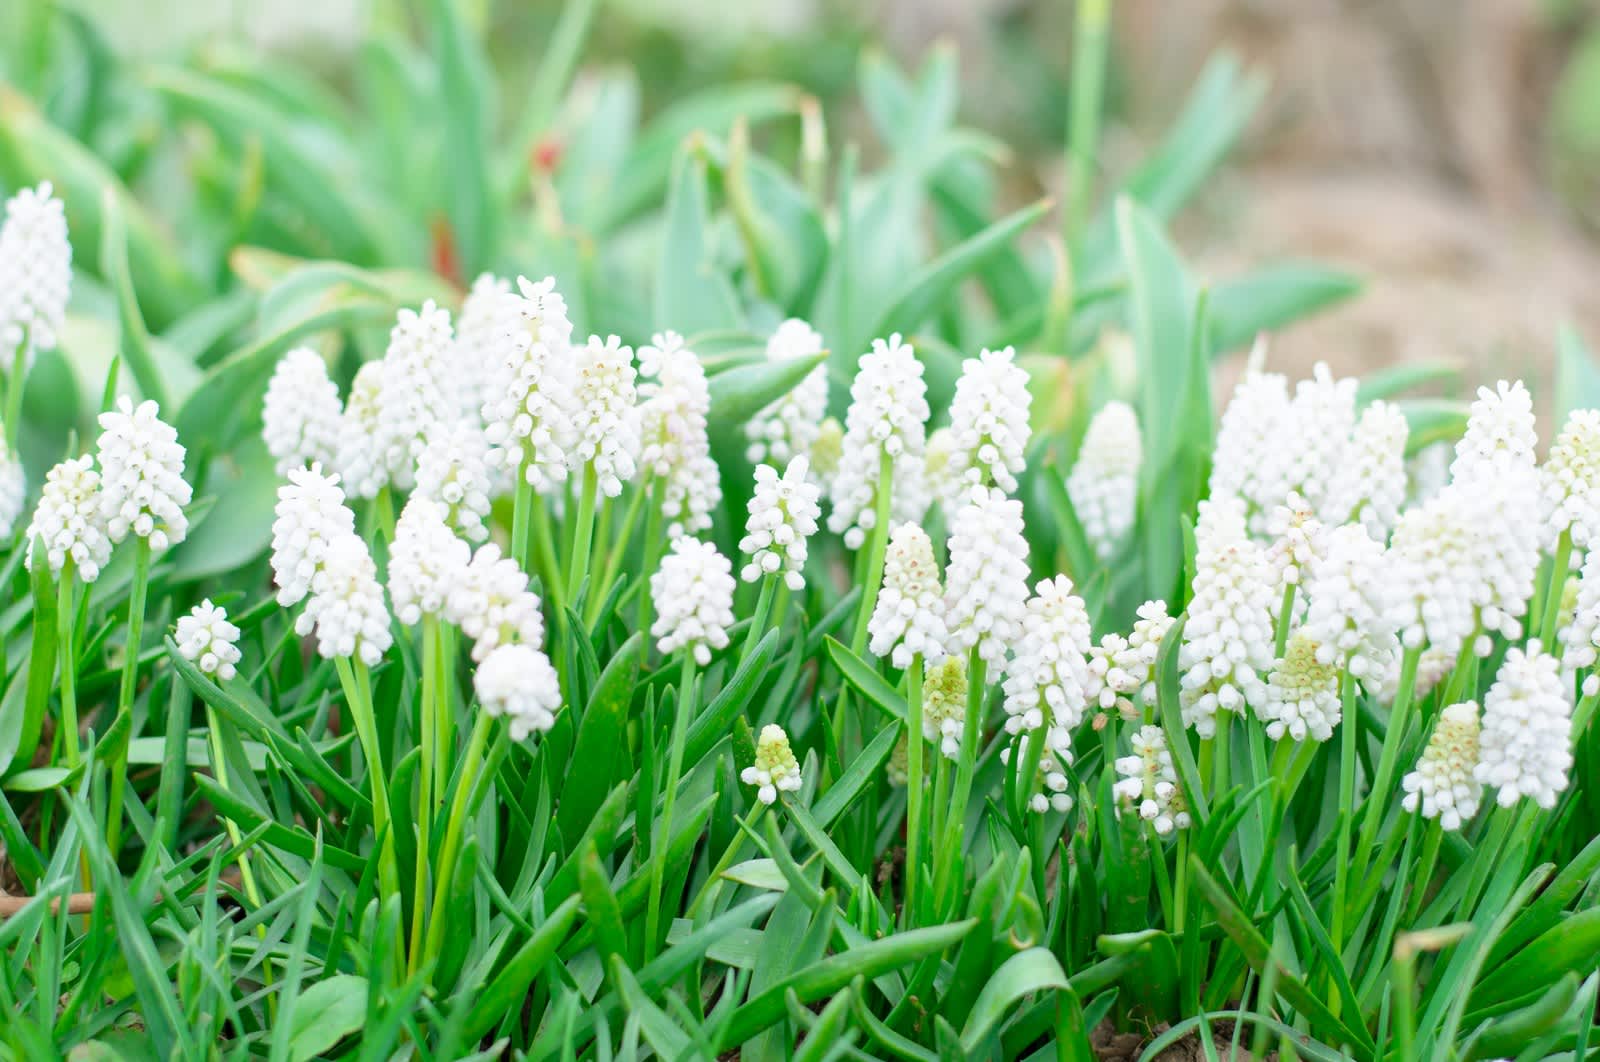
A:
[
  {"xmin": 939, "ymin": 346, "xmax": 1031, "ymax": 509},
  {"xmin": 414, "ymin": 420, "xmax": 494, "ymax": 542},
  {"xmin": 296, "ymin": 532, "xmax": 393, "ymax": 667},
  {"xmin": 1562, "ymin": 548, "xmax": 1600, "ymax": 696},
  {"xmin": 1259, "ymin": 632, "xmax": 1341, "ymax": 742},
  {"xmin": 638, "ymin": 332, "xmax": 719, "ymax": 537},
  {"xmin": 262, "ymin": 347, "xmax": 343, "ymax": 475},
  {"xmin": 95, "ymin": 397, "xmax": 192, "ymax": 551},
  {"xmin": 1542, "ymin": 409, "xmax": 1600, "ymax": 552},
  {"xmin": 0, "ymin": 445, "xmax": 23, "ymax": 539},
  {"xmin": 1210, "ymin": 370, "xmax": 1290, "ymax": 535},
  {"xmin": 482, "ymin": 276, "xmax": 577, "ymax": 494},
  {"xmin": 1300, "ymin": 522, "xmax": 1398, "ymax": 683},
  {"xmin": 1322, "ymin": 400, "xmax": 1408, "ymax": 538},
  {"xmin": 1002, "ymin": 576, "xmax": 1092, "ymax": 745},
  {"xmin": 651, "ymin": 536, "xmax": 736, "ymax": 665},
  {"xmin": 921, "ymin": 656, "xmax": 969, "ymax": 760},
  {"xmin": 1113, "ymin": 725, "xmax": 1190, "ymax": 835},
  {"xmin": 742, "ymin": 724, "xmax": 803, "ymax": 805},
  {"xmin": 1001, "ymin": 732, "xmax": 1074, "ymax": 814},
  {"xmin": 1269, "ymin": 364, "xmax": 1358, "ymax": 518},
  {"xmin": 335, "ymin": 362, "xmax": 388, "ymax": 499},
  {"xmin": 1265, "ymin": 492, "xmax": 1325, "ymax": 590},
  {"xmin": 1067, "ymin": 400, "xmax": 1141, "ymax": 560},
  {"xmin": 570, "ymin": 335, "xmax": 640, "ymax": 498},
  {"xmin": 474, "ymin": 643, "xmax": 563, "ymax": 742},
  {"xmin": 1407, "ymin": 443, "xmax": 1452, "ymax": 507},
  {"xmin": 1451, "ymin": 380, "xmax": 1539, "ymax": 480},
  {"xmin": 453, "ymin": 273, "xmax": 515, "ymax": 418},
  {"xmin": 1387, "ymin": 486, "xmax": 1480, "ymax": 654},
  {"xmin": 867, "ymin": 523, "xmax": 949, "ymax": 669},
  {"xmin": 1087, "ymin": 600, "xmax": 1175, "ymax": 717},
  {"xmin": 944, "ymin": 486, "xmax": 1031, "ymax": 669},
  {"xmin": 1475, "ymin": 643, "xmax": 1573, "ymax": 809},
  {"xmin": 740, "ymin": 456, "xmax": 821, "ymax": 590},
  {"xmin": 270, "ymin": 465, "xmax": 357, "ymax": 606},
  {"xmin": 0, "ymin": 182, "xmax": 71, "ymax": 369},
  {"xmin": 387, "ymin": 496, "xmax": 472, "ymax": 626},
  {"xmin": 1179, "ymin": 498, "xmax": 1275, "ymax": 736},
  {"xmin": 373, "ymin": 300, "xmax": 457, "ymax": 490},
  {"xmin": 829, "ymin": 334, "xmax": 930, "ymax": 550},
  {"xmin": 448, "ymin": 543, "xmax": 546, "ymax": 663},
  {"xmin": 1401, "ymin": 701, "xmax": 1482, "ymax": 831},
  {"xmin": 175, "ymin": 600, "xmax": 242, "ymax": 681},
  {"xmin": 25, "ymin": 456, "xmax": 111, "ymax": 581},
  {"xmin": 745, "ymin": 319, "xmax": 827, "ymax": 468}
]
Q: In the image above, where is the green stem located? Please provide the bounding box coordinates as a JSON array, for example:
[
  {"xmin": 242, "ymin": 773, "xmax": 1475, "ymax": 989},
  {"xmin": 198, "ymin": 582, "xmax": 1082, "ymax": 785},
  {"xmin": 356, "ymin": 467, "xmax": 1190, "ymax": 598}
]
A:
[
  {"xmin": 5, "ymin": 329, "xmax": 27, "ymax": 452},
  {"xmin": 1273, "ymin": 584, "xmax": 1296, "ymax": 659},
  {"xmin": 530, "ymin": 491, "xmax": 566, "ymax": 616},
  {"xmin": 588, "ymin": 478, "xmax": 649, "ymax": 628},
  {"xmin": 336, "ymin": 658, "xmax": 400, "ymax": 903},
  {"xmin": 903, "ymin": 656, "xmax": 926, "ymax": 928},
  {"xmin": 635, "ymin": 481, "xmax": 667, "ymax": 637},
  {"xmin": 1573, "ymin": 688, "xmax": 1600, "ymax": 740},
  {"xmin": 1353, "ymin": 645, "xmax": 1420, "ymax": 893},
  {"xmin": 1539, "ymin": 527, "xmax": 1574, "ymax": 650},
  {"xmin": 106, "ymin": 537, "xmax": 152, "ymax": 854},
  {"xmin": 740, "ymin": 575, "xmax": 778, "ymax": 666},
  {"xmin": 647, "ymin": 654, "xmax": 697, "ymax": 961},
  {"xmin": 1405, "ymin": 820, "xmax": 1442, "ymax": 924},
  {"xmin": 1212, "ymin": 713, "xmax": 1232, "ymax": 800},
  {"xmin": 512, "ymin": 471, "xmax": 534, "ymax": 574},
  {"xmin": 408, "ymin": 615, "xmax": 443, "ymax": 973},
  {"xmin": 422, "ymin": 710, "xmax": 495, "ymax": 971},
  {"xmin": 373, "ymin": 485, "xmax": 397, "ymax": 543},
  {"xmin": 1329, "ymin": 670, "xmax": 1358, "ymax": 966},
  {"xmin": 1455, "ymin": 808, "xmax": 1515, "ymax": 921},
  {"xmin": 567, "ymin": 462, "xmax": 599, "ymax": 602},
  {"xmin": 849, "ymin": 452, "xmax": 895, "ymax": 656},
  {"xmin": 56, "ymin": 567, "xmax": 80, "ymax": 768},
  {"xmin": 687, "ymin": 803, "xmax": 767, "ymax": 919}
]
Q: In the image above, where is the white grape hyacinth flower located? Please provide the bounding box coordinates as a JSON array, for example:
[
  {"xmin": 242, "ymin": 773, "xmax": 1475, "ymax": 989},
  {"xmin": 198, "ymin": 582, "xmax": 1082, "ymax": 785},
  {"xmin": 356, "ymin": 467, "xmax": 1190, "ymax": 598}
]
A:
[
  {"xmin": 1209, "ymin": 370, "xmax": 1291, "ymax": 536},
  {"xmin": 262, "ymin": 347, "xmax": 343, "ymax": 475},
  {"xmin": 1002, "ymin": 575, "xmax": 1093, "ymax": 744},
  {"xmin": 373, "ymin": 301, "xmax": 457, "ymax": 490},
  {"xmin": 1265, "ymin": 491, "xmax": 1325, "ymax": 592},
  {"xmin": 25, "ymin": 455, "xmax": 112, "ymax": 582},
  {"xmin": 1113, "ymin": 725, "xmax": 1191, "ymax": 836},
  {"xmin": 452, "ymin": 273, "xmax": 514, "ymax": 418},
  {"xmin": 1258, "ymin": 631, "xmax": 1342, "ymax": 742},
  {"xmin": 0, "ymin": 433, "xmax": 24, "ymax": 538},
  {"xmin": 742, "ymin": 724, "xmax": 803, "ymax": 805},
  {"xmin": 940, "ymin": 345, "xmax": 1031, "ymax": 509},
  {"xmin": 270, "ymin": 465, "xmax": 357, "ymax": 607},
  {"xmin": 447, "ymin": 543, "xmax": 546, "ymax": 663},
  {"xmin": 95, "ymin": 397, "xmax": 192, "ymax": 551},
  {"xmin": 475, "ymin": 642, "xmax": 563, "ymax": 742},
  {"xmin": 1178, "ymin": 497, "xmax": 1275, "ymax": 736},
  {"xmin": 1263, "ymin": 363, "xmax": 1358, "ymax": 519},
  {"xmin": 923, "ymin": 656, "xmax": 969, "ymax": 760},
  {"xmin": 650, "ymin": 536, "xmax": 736, "ymax": 666},
  {"xmin": 1386, "ymin": 486, "xmax": 1480, "ymax": 655},
  {"xmin": 638, "ymin": 332, "xmax": 720, "ymax": 538},
  {"xmin": 1300, "ymin": 522, "xmax": 1399, "ymax": 685},
  {"xmin": 1321, "ymin": 400, "xmax": 1408, "ymax": 539},
  {"xmin": 387, "ymin": 495, "xmax": 472, "ymax": 626},
  {"xmin": 745, "ymin": 318, "xmax": 828, "ymax": 468},
  {"xmin": 1475, "ymin": 642, "xmax": 1573, "ymax": 809},
  {"xmin": 1542, "ymin": 408, "xmax": 1600, "ymax": 553},
  {"xmin": 414, "ymin": 419, "xmax": 495, "ymax": 543},
  {"xmin": 333, "ymin": 361, "xmax": 388, "ymax": 499},
  {"xmin": 297, "ymin": 532, "xmax": 393, "ymax": 667},
  {"xmin": 571, "ymin": 334, "xmax": 641, "ymax": 498},
  {"xmin": 1562, "ymin": 548, "xmax": 1600, "ymax": 696},
  {"xmin": 1067, "ymin": 400, "xmax": 1141, "ymax": 560},
  {"xmin": 0, "ymin": 182, "xmax": 71, "ymax": 370},
  {"xmin": 866, "ymin": 523, "xmax": 950, "ymax": 669},
  {"xmin": 740, "ymin": 456, "xmax": 822, "ymax": 591},
  {"xmin": 175, "ymin": 600, "xmax": 242, "ymax": 681},
  {"xmin": 1406, "ymin": 441, "xmax": 1452, "ymax": 507},
  {"xmin": 829, "ymin": 334, "xmax": 931, "ymax": 550},
  {"xmin": 481, "ymin": 276, "xmax": 578, "ymax": 495},
  {"xmin": 1126, "ymin": 601, "xmax": 1176, "ymax": 705},
  {"xmin": 944, "ymin": 485, "xmax": 1031, "ymax": 670},
  {"xmin": 1401, "ymin": 701, "xmax": 1482, "ymax": 831},
  {"xmin": 1451, "ymin": 380, "xmax": 1539, "ymax": 482}
]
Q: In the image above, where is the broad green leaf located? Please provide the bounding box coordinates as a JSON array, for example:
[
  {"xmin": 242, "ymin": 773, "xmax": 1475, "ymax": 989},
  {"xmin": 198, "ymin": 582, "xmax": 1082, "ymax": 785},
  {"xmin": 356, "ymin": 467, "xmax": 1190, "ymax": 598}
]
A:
[
  {"xmin": 286, "ymin": 974, "xmax": 368, "ymax": 1062},
  {"xmin": 824, "ymin": 637, "xmax": 907, "ymax": 723},
  {"xmin": 1206, "ymin": 262, "xmax": 1360, "ymax": 356},
  {"xmin": 655, "ymin": 143, "xmax": 741, "ymax": 336},
  {"xmin": 707, "ymin": 353, "xmax": 827, "ymax": 428},
  {"xmin": 720, "ymin": 859, "xmax": 789, "ymax": 892},
  {"xmin": 556, "ymin": 633, "xmax": 643, "ymax": 848},
  {"xmin": 0, "ymin": 544, "xmax": 56, "ymax": 777},
  {"xmin": 425, "ymin": 0, "xmax": 494, "ymax": 274},
  {"xmin": 959, "ymin": 948, "xmax": 1072, "ymax": 1053},
  {"xmin": 462, "ymin": 895, "xmax": 580, "ymax": 1042}
]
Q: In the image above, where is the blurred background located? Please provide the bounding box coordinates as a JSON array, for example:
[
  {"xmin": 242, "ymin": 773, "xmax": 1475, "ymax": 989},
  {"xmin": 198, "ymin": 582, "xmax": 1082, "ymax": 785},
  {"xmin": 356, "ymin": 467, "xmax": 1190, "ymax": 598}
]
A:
[{"xmin": 77, "ymin": 0, "xmax": 1600, "ymax": 387}]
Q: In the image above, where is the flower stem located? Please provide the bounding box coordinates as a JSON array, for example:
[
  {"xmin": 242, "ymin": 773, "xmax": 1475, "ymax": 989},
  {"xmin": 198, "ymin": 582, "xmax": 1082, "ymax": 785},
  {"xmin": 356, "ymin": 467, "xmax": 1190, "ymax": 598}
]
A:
[
  {"xmin": 530, "ymin": 491, "xmax": 566, "ymax": 616},
  {"xmin": 635, "ymin": 480, "xmax": 666, "ymax": 637},
  {"xmin": 408, "ymin": 615, "xmax": 443, "ymax": 971},
  {"xmin": 335, "ymin": 657, "xmax": 400, "ymax": 905},
  {"xmin": 687, "ymin": 803, "xmax": 767, "ymax": 919},
  {"xmin": 849, "ymin": 452, "xmax": 894, "ymax": 656},
  {"xmin": 106, "ymin": 537, "xmax": 151, "ymax": 854},
  {"xmin": 1353, "ymin": 644, "xmax": 1420, "ymax": 894},
  {"xmin": 1539, "ymin": 527, "xmax": 1573, "ymax": 650},
  {"xmin": 55, "ymin": 567, "xmax": 80, "ymax": 768},
  {"xmin": 589, "ymin": 477, "xmax": 649, "ymax": 627},
  {"xmin": 1273, "ymin": 583, "xmax": 1296, "ymax": 658},
  {"xmin": 903, "ymin": 655, "xmax": 925, "ymax": 928},
  {"xmin": 205, "ymin": 702, "xmax": 271, "ymax": 991},
  {"xmin": 421, "ymin": 709, "xmax": 494, "ymax": 972},
  {"xmin": 5, "ymin": 328, "xmax": 27, "ymax": 451},
  {"xmin": 936, "ymin": 648, "xmax": 986, "ymax": 907},
  {"xmin": 1329, "ymin": 670, "xmax": 1358, "ymax": 968},
  {"xmin": 567, "ymin": 461, "xmax": 599, "ymax": 602},
  {"xmin": 647, "ymin": 654, "xmax": 697, "ymax": 961},
  {"xmin": 740, "ymin": 574, "xmax": 777, "ymax": 666}
]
